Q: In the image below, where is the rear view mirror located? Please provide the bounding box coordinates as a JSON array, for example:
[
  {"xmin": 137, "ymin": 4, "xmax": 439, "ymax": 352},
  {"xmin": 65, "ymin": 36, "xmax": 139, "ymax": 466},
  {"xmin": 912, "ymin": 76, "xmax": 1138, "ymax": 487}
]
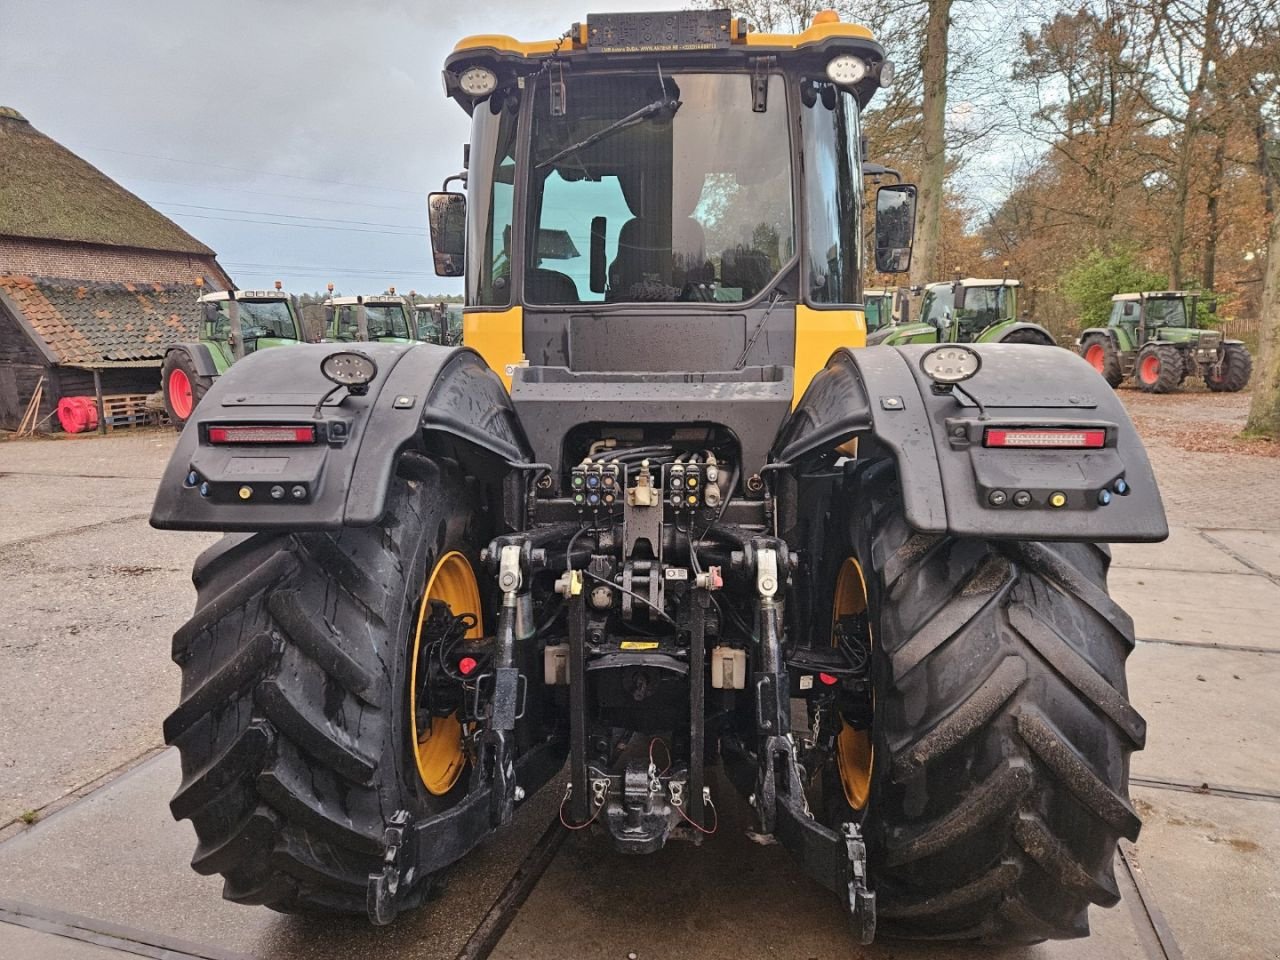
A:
[
  {"xmin": 428, "ymin": 192, "xmax": 466, "ymax": 278},
  {"xmin": 875, "ymin": 184, "xmax": 917, "ymax": 274},
  {"xmin": 1207, "ymin": 300, "xmax": 1217, "ymax": 314}
]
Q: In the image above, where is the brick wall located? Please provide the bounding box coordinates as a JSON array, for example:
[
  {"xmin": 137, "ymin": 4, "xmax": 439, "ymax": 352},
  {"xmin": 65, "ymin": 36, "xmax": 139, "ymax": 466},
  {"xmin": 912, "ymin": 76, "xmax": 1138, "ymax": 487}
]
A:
[{"xmin": 0, "ymin": 237, "xmax": 232, "ymax": 288}]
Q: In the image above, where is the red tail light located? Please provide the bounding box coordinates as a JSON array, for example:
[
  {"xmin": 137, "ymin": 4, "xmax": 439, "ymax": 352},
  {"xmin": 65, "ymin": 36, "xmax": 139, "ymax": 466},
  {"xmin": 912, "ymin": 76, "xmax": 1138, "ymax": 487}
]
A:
[
  {"xmin": 208, "ymin": 425, "xmax": 316, "ymax": 444},
  {"xmin": 984, "ymin": 428, "xmax": 1106, "ymax": 449}
]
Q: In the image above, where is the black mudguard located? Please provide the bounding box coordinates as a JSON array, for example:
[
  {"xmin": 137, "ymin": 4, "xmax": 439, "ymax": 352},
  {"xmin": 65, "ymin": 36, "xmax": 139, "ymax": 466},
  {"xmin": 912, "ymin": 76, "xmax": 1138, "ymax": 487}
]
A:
[
  {"xmin": 151, "ymin": 342, "xmax": 529, "ymax": 531},
  {"xmin": 996, "ymin": 321, "xmax": 1056, "ymax": 345},
  {"xmin": 775, "ymin": 343, "xmax": 1167, "ymax": 542},
  {"xmin": 1078, "ymin": 326, "xmax": 1121, "ymax": 348},
  {"xmin": 168, "ymin": 343, "xmax": 221, "ymax": 379}
]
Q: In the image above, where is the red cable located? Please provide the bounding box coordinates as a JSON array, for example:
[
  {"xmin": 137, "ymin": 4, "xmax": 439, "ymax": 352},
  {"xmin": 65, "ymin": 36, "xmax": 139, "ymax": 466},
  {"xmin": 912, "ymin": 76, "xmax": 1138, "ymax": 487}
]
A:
[{"xmin": 677, "ymin": 797, "xmax": 718, "ymax": 836}]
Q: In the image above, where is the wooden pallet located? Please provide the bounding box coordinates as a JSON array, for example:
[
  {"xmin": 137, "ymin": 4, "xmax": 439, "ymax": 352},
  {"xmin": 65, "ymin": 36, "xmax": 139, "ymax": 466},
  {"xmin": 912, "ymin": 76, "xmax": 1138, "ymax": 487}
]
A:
[{"xmin": 101, "ymin": 393, "xmax": 165, "ymax": 431}]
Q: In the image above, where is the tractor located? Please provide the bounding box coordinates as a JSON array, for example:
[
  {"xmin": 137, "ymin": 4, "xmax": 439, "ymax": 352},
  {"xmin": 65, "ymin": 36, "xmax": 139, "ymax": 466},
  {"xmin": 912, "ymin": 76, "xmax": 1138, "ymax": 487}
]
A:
[
  {"xmin": 1078, "ymin": 291, "xmax": 1252, "ymax": 393},
  {"xmin": 323, "ymin": 290, "xmax": 418, "ymax": 343},
  {"xmin": 152, "ymin": 9, "xmax": 1166, "ymax": 946},
  {"xmin": 861, "ymin": 286, "xmax": 907, "ymax": 334},
  {"xmin": 161, "ymin": 282, "xmax": 302, "ymax": 425},
  {"xmin": 870, "ymin": 276, "xmax": 1055, "ymax": 347},
  {"xmin": 414, "ymin": 300, "xmax": 464, "ymax": 345}
]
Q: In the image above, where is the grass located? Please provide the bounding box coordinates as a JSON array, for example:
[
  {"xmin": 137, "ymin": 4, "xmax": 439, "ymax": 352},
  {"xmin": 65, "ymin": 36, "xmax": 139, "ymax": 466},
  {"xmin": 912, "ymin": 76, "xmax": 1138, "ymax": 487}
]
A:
[{"xmin": 19, "ymin": 809, "xmax": 39, "ymax": 825}]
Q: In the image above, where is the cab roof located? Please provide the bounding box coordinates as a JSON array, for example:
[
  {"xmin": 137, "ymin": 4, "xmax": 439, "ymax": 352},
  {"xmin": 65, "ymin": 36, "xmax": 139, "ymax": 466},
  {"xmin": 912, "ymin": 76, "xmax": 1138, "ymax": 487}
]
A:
[
  {"xmin": 445, "ymin": 9, "xmax": 887, "ymax": 111},
  {"xmin": 925, "ymin": 278, "xmax": 1021, "ymax": 289},
  {"xmin": 326, "ymin": 295, "xmax": 407, "ymax": 306},
  {"xmin": 198, "ymin": 289, "xmax": 289, "ymax": 303},
  {"xmin": 1112, "ymin": 291, "xmax": 1193, "ymax": 301}
]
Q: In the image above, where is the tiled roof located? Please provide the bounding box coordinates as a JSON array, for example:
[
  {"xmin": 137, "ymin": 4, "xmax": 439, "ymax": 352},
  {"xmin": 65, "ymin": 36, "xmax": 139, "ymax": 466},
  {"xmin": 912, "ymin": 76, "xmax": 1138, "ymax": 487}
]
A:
[
  {"xmin": 0, "ymin": 275, "xmax": 201, "ymax": 365},
  {"xmin": 0, "ymin": 108, "xmax": 215, "ymax": 256}
]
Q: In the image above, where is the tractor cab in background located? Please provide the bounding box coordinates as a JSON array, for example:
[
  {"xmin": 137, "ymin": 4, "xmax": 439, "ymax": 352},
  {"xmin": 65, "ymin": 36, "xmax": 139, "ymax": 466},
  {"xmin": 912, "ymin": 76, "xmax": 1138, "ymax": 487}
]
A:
[
  {"xmin": 324, "ymin": 292, "xmax": 417, "ymax": 343},
  {"xmin": 861, "ymin": 286, "xmax": 909, "ymax": 335},
  {"xmin": 414, "ymin": 301, "xmax": 464, "ymax": 345},
  {"xmin": 873, "ymin": 275, "xmax": 1055, "ymax": 346}
]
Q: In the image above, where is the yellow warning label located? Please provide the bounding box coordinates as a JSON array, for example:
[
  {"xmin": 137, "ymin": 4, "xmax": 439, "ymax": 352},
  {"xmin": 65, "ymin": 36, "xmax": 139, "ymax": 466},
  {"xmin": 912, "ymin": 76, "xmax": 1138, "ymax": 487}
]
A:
[{"xmin": 619, "ymin": 641, "xmax": 660, "ymax": 651}]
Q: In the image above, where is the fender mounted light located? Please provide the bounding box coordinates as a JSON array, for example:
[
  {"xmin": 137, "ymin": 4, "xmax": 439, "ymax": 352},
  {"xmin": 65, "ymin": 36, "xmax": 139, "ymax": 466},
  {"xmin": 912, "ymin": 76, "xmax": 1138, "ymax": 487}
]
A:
[
  {"xmin": 983, "ymin": 428, "xmax": 1107, "ymax": 449},
  {"xmin": 208, "ymin": 425, "xmax": 316, "ymax": 444},
  {"xmin": 919, "ymin": 344, "xmax": 981, "ymax": 384},
  {"xmin": 321, "ymin": 351, "xmax": 378, "ymax": 393}
]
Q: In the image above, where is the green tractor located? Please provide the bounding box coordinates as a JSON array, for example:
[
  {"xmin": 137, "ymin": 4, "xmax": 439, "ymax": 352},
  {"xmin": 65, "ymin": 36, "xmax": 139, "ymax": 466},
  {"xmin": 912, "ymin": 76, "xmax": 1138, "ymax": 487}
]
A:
[
  {"xmin": 414, "ymin": 300, "xmax": 464, "ymax": 345},
  {"xmin": 862, "ymin": 286, "xmax": 908, "ymax": 334},
  {"xmin": 161, "ymin": 283, "xmax": 303, "ymax": 426},
  {"xmin": 870, "ymin": 276, "xmax": 1055, "ymax": 347},
  {"xmin": 323, "ymin": 290, "xmax": 418, "ymax": 344},
  {"xmin": 1077, "ymin": 291, "xmax": 1252, "ymax": 393}
]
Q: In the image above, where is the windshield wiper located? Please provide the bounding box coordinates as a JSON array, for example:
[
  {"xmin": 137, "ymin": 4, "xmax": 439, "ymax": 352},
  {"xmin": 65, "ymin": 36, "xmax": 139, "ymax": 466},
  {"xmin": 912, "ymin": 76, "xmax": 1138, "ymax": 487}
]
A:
[{"xmin": 535, "ymin": 97, "xmax": 681, "ymax": 170}]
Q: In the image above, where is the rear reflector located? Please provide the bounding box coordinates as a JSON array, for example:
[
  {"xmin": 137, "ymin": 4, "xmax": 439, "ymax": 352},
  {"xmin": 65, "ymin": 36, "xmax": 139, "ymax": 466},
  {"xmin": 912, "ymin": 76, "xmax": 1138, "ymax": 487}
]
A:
[
  {"xmin": 208, "ymin": 425, "xmax": 316, "ymax": 444},
  {"xmin": 984, "ymin": 428, "xmax": 1106, "ymax": 449}
]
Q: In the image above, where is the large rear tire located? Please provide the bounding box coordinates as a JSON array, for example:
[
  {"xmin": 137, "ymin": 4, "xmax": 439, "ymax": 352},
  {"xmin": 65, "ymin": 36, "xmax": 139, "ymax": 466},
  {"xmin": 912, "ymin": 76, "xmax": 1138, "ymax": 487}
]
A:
[
  {"xmin": 1079, "ymin": 334, "xmax": 1123, "ymax": 388},
  {"xmin": 834, "ymin": 462, "xmax": 1145, "ymax": 942},
  {"xmin": 163, "ymin": 455, "xmax": 488, "ymax": 914},
  {"xmin": 1205, "ymin": 343, "xmax": 1252, "ymax": 392},
  {"xmin": 1134, "ymin": 344, "xmax": 1182, "ymax": 393},
  {"xmin": 161, "ymin": 349, "xmax": 213, "ymax": 427}
]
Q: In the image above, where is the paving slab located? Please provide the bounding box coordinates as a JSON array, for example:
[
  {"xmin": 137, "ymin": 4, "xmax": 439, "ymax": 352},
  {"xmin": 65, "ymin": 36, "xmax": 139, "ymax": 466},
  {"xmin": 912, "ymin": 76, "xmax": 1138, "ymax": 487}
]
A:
[
  {"xmin": 1128, "ymin": 644, "xmax": 1280, "ymax": 792},
  {"xmin": 1202, "ymin": 529, "xmax": 1280, "ymax": 580},
  {"xmin": 1109, "ymin": 567, "xmax": 1280, "ymax": 649},
  {"xmin": 0, "ymin": 474, "xmax": 157, "ymax": 547},
  {"xmin": 1109, "ymin": 526, "xmax": 1249, "ymax": 574},
  {"xmin": 0, "ymin": 431, "xmax": 175, "ymax": 479},
  {"xmin": 1131, "ymin": 786, "xmax": 1280, "ymax": 960},
  {"xmin": 0, "ymin": 517, "xmax": 216, "ymax": 824},
  {"xmin": 0, "ymin": 921, "xmax": 133, "ymax": 959},
  {"xmin": 0, "ymin": 749, "xmax": 567, "ymax": 960},
  {"xmin": 494, "ymin": 768, "xmax": 1151, "ymax": 960}
]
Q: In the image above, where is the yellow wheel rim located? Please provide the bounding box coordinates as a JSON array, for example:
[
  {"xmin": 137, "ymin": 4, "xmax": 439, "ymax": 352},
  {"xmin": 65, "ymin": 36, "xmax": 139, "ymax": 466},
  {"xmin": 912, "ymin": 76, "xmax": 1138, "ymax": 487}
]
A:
[
  {"xmin": 832, "ymin": 557, "xmax": 874, "ymax": 811},
  {"xmin": 410, "ymin": 551, "xmax": 483, "ymax": 796}
]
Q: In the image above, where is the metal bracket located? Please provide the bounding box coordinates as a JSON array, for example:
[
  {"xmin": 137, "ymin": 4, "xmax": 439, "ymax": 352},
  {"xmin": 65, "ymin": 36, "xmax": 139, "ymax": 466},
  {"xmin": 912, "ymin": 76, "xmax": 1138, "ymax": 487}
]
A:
[
  {"xmin": 756, "ymin": 547, "xmax": 778, "ymax": 599},
  {"xmin": 751, "ymin": 57, "xmax": 775, "ymax": 112},
  {"xmin": 842, "ymin": 822, "xmax": 876, "ymax": 944},
  {"xmin": 366, "ymin": 809, "xmax": 411, "ymax": 925}
]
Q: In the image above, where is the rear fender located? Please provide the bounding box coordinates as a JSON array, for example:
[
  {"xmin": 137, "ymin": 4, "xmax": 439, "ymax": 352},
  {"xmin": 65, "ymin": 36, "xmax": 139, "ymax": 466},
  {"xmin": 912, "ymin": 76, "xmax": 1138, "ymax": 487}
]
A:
[
  {"xmin": 981, "ymin": 320, "xmax": 1056, "ymax": 345},
  {"xmin": 150, "ymin": 342, "xmax": 530, "ymax": 532},
  {"xmin": 168, "ymin": 343, "xmax": 222, "ymax": 378},
  {"xmin": 775, "ymin": 344, "xmax": 1167, "ymax": 542}
]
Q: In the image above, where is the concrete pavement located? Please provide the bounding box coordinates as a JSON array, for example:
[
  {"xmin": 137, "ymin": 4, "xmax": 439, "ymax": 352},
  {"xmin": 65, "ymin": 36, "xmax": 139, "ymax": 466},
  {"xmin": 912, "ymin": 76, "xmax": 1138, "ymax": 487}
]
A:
[{"xmin": 1, "ymin": 409, "xmax": 1278, "ymax": 959}]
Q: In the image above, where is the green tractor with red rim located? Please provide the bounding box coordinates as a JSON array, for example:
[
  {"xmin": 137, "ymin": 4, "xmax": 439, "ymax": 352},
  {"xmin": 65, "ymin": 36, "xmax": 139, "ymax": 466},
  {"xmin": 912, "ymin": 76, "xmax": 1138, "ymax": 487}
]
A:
[
  {"xmin": 161, "ymin": 283, "xmax": 304, "ymax": 426},
  {"xmin": 1077, "ymin": 291, "xmax": 1252, "ymax": 393}
]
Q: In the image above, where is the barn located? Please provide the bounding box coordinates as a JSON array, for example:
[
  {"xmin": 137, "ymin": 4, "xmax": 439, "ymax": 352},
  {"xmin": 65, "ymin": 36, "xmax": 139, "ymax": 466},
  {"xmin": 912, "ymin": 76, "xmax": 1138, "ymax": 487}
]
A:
[{"xmin": 0, "ymin": 106, "xmax": 233, "ymax": 432}]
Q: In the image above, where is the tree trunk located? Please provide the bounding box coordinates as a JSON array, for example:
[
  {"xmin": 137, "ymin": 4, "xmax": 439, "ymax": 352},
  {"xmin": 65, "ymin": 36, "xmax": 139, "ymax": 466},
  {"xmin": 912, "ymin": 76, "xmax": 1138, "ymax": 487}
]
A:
[
  {"xmin": 1245, "ymin": 142, "xmax": 1280, "ymax": 439},
  {"xmin": 911, "ymin": 0, "xmax": 951, "ymax": 288},
  {"xmin": 1203, "ymin": 125, "xmax": 1226, "ymax": 290}
]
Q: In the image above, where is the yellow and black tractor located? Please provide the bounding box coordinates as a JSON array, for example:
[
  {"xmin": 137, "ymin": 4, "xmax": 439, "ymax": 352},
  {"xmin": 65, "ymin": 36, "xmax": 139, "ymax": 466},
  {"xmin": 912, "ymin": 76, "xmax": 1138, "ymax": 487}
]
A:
[{"xmin": 152, "ymin": 9, "xmax": 1167, "ymax": 945}]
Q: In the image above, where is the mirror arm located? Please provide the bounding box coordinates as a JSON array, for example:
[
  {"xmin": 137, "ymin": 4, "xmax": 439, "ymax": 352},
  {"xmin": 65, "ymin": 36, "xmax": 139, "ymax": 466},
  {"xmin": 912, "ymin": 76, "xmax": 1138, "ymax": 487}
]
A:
[{"xmin": 442, "ymin": 172, "xmax": 468, "ymax": 191}]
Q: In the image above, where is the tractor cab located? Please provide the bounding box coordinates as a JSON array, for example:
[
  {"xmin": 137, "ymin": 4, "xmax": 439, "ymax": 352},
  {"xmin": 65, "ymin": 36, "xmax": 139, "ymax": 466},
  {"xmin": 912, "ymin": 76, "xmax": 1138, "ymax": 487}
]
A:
[
  {"xmin": 861, "ymin": 286, "xmax": 907, "ymax": 334},
  {"xmin": 414, "ymin": 301, "xmax": 463, "ymax": 345},
  {"xmin": 1107, "ymin": 292, "xmax": 1213, "ymax": 358},
  {"xmin": 324, "ymin": 293, "xmax": 417, "ymax": 343},
  {"xmin": 197, "ymin": 286, "xmax": 303, "ymax": 369},
  {"xmin": 876, "ymin": 276, "xmax": 1054, "ymax": 346},
  {"xmin": 426, "ymin": 9, "xmax": 912, "ymax": 397}
]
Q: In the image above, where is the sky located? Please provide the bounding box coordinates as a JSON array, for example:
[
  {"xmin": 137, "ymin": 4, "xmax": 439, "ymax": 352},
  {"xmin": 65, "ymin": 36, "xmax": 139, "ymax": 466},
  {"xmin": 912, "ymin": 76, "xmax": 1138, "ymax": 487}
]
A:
[{"xmin": 0, "ymin": 0, "xmax": 671, "ymax": 297}]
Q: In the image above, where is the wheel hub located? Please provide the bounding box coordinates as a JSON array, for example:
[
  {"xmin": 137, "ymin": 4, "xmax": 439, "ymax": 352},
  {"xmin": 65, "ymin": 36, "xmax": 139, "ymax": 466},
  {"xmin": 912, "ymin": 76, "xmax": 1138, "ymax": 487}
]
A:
[{"xmin": 410, "ymin": 551, "xmax": 483, "ymax": 795}]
